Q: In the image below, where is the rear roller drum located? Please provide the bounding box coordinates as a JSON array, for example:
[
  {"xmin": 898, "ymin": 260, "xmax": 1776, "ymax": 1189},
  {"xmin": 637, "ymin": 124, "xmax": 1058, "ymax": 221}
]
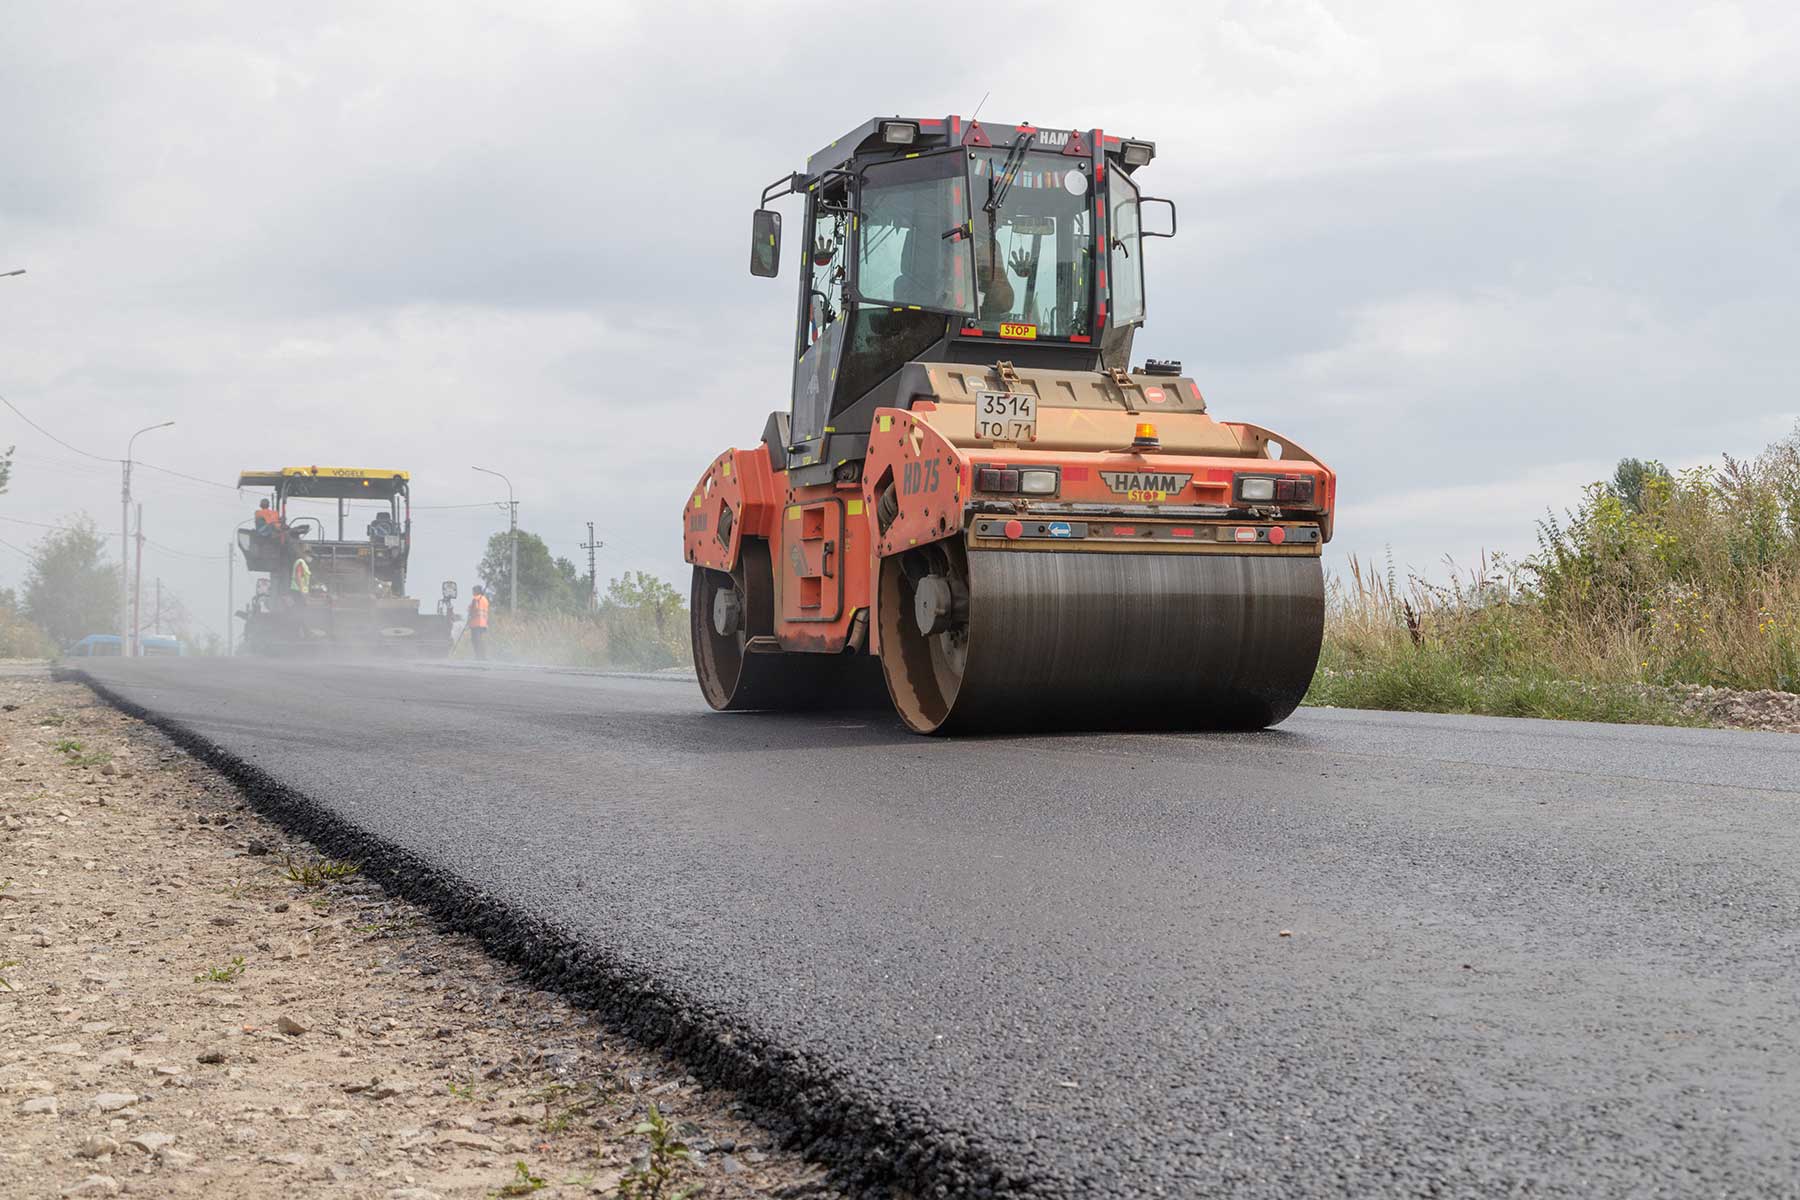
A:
[
  {"xmin": 878, "ymin": 544, "xmax": 1325, "ymax": 735},
  {"xmin": 691, "ymin": 540, "xmax": 886, "ymax": 712}
]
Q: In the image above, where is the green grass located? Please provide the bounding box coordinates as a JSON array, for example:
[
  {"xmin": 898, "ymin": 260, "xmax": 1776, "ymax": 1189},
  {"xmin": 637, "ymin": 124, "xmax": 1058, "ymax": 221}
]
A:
[
  {"xmin": 1305, "ymin": 653, "xmax": 1701, "ymax": 726},
  {"xmin": 490, "ymin": 1161, "xmax": 548, "ymax": 1197},
  {"xmin": 617, "ymin": 1103, "xmax": 699, "ymax": 1200},
  {"xmin": 194, "ymin": 956, "xmax": 246, "ymax": 984},
  {"xmin": 282, "ymin": 856, "xmax": 361, "ymax": 888}
]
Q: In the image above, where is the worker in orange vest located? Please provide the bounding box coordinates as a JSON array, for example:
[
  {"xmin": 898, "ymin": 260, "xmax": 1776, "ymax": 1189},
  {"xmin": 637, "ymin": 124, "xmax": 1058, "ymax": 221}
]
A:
[
  {"xmin": 467, "ymin": 584, "xmax": 490, "ymax": 660},
  {"xmin": 254, "ymin": 498, "xmax": 281, "ymax": 538}
]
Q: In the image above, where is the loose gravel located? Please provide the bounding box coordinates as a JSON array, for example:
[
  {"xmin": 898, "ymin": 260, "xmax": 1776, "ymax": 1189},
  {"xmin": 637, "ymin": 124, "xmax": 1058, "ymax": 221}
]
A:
[{"xmin": 0, "ymin": 670, "xmax": 839, "ymax": 1199}]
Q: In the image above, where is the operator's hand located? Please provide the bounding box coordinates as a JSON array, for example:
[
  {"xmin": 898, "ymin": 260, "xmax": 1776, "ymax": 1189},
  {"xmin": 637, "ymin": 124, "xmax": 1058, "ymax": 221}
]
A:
[{"xmin": 1007, "ymin": 248, "xmax": 1038, "ymax": 279}]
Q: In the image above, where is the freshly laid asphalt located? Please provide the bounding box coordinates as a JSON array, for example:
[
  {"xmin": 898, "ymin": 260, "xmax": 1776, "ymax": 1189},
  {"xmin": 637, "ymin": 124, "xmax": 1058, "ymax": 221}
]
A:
[{"xmin": 70, "ymin": 658, "xmax": 1800, "ymax": 1197}]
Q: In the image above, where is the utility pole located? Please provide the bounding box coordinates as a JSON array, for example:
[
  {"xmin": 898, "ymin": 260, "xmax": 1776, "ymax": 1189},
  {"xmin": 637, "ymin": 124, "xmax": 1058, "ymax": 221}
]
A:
[
  {"xmin": 121, "ymin": 421, "xmax": 174, "ymax": 652},
  {"xmin": 131, "ymin": 503, "xmax": 144, "ymax": 656},
  {"xmin": 226, "ymin": 540, "xmax": 234, "ymax": 656},
  {"xmin": 580, "ymin": 523, "xmax": 604, "ymax": 611},
  {"xmin": 154, "ymin": 578, "xmax": 162, "ymax": 635}
]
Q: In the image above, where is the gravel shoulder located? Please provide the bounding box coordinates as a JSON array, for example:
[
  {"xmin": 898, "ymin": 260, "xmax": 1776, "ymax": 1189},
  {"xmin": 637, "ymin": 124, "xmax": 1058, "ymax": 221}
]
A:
[{"xmin": 0, "ymin": 669, "xmax": 837, "ymax": 1200}]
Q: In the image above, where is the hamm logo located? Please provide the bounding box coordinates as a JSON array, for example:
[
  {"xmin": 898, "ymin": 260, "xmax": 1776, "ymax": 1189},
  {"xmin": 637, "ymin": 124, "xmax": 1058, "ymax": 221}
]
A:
[{"xmin": 1099, "ymin": 471, "xmax": 1192, "ymax": 500}]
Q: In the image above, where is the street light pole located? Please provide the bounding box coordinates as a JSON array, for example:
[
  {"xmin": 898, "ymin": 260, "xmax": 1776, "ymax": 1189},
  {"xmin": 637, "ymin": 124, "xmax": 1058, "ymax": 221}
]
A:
[
  {"xmin": 471, "ymin": 466, "xmax": 517, "ymax": 614},
  {"xmin": 226, "ymin": 537, "xmax": 235, "ymax": 657},
  {"xmin": 121, "ymin": 421, "xmax": 174, "ymax": 655}
]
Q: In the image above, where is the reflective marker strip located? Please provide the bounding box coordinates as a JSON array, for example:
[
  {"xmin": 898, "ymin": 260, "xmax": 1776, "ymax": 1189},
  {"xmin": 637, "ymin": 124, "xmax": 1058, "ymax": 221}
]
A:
[
  {"xmin": 787, "ymin": 506, "xmax": 801, "ymax": 520},
  {"xmin": 846, "ymin": 499, "xmax": 865, "ymax": 516},
  {"xmin": 878, "ymin": 415, "xmax": 892, "ymax": 432}
]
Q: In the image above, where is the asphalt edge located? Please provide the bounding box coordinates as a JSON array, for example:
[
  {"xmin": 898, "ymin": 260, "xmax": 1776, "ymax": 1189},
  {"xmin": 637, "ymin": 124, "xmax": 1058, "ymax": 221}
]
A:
[{"xmin": 59, "ymin": 667, "xmax": 1032, "ymax": 1200}]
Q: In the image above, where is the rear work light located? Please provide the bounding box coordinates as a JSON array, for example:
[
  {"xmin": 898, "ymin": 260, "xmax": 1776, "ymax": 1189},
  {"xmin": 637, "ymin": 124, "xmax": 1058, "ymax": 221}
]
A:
[
  {"xmin": 1238, "ymin": 476, "xmax": 1276, "ymax": 502},
  {"xmin": 881, "ymin": 121, "xmax": 919, "ymax": 145},
  {"xmin": 977, "ymin": 466, "xmax": 1059, "ymax": 496},
  {"xmin": 1120, "ymin": 140, "xmax": 1155, "ymax": 167}
]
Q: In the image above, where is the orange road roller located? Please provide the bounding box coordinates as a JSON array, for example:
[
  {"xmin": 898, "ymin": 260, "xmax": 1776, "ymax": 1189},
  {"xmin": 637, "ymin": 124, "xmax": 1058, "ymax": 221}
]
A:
[{"xmin": 684, "ymin": 115, "xmax": 1335, "ymax": 734}]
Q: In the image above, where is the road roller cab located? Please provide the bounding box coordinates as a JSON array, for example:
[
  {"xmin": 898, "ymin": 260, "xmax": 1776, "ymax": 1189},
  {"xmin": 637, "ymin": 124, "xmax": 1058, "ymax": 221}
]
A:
[{"xmin": 685, "ymin": 115, "xmax": 1336, "ymax": 733}]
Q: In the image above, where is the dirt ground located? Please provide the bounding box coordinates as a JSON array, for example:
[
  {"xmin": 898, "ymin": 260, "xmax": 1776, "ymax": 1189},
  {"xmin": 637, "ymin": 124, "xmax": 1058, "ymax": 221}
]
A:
[{"xmin": 0, "ymin": 669, "xmax": 838, "ymax": 1200}]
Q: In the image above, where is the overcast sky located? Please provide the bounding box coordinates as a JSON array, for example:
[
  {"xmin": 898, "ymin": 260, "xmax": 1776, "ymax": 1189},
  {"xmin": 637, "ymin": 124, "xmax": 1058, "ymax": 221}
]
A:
[{"xmin": 2, "ymin": 1, "xmax": 1796, "ymax": 644}]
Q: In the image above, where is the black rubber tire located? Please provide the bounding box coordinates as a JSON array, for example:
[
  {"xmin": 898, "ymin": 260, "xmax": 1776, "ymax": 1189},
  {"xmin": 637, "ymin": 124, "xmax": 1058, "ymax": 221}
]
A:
[{"xmin": 691, "ymin": 540, "xmax": 886, "ymax": 712}]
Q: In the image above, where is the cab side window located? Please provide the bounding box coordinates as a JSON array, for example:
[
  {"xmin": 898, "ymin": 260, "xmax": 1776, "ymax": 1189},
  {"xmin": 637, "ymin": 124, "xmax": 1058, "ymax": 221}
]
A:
[{"xmin": 805, "ymin": 194, "xmax": 850, "ymax": 347}]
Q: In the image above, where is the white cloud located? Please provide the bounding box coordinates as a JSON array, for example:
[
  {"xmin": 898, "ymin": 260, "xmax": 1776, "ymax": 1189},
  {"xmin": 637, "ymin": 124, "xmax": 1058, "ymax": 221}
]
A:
[{"xmin": 2, "ymin": 0, "xmax": 1797, "ymax": 637}]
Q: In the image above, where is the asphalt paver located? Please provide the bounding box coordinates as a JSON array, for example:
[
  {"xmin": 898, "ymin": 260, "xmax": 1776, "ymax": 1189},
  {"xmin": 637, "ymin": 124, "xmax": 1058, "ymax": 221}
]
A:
[{"xmin": 70, "ymin": 658, "xmax": 1800, "ymax": 1197}]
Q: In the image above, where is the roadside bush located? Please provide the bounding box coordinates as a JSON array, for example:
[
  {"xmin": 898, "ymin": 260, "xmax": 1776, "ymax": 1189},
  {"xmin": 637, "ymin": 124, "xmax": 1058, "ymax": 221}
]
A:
[
  {"xmin": 468, "ymin": 572, "xmax": 690, "ymax": 670},
  {"xmin": 0, "ymin": 599, "xmax": 57, "ymax": 659},
  {"xmin": 1310, "ymin": 424, "xmax": 1800, "ymax": 719}
]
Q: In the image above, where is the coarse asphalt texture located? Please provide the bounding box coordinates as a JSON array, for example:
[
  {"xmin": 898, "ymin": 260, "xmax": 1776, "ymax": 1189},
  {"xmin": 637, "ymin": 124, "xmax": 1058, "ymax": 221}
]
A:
[{"xmin": 67, "ymin": 658, "xmax": 1800, "ymax": 1198}]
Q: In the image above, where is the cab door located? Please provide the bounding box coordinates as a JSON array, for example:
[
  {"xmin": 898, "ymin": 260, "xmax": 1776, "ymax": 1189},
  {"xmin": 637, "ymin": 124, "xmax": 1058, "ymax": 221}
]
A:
[{"xmin": 791, "ymin": 192, "xmax": 852, "ymax": 447}]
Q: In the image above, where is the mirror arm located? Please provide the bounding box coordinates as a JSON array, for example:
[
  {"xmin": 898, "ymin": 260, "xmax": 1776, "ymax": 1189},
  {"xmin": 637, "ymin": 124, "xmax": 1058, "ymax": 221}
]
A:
[
  {"xmin": 761, "ymin": 171, "xmax": 807, "ymax": 207},
  {"xmin": 1140, "ymin": 196, "xmax": 1179, "ymax": 239}
]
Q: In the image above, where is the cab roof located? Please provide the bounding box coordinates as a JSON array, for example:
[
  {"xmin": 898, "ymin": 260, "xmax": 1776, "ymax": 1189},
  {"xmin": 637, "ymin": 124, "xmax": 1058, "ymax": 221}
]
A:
[
  {"xmin": 805, "ymin": 115, "xmax": 1153, "ymax": 178},
  {"xmin": 237, "ymin": 467, "xmax": 411, "ymax": 499}
]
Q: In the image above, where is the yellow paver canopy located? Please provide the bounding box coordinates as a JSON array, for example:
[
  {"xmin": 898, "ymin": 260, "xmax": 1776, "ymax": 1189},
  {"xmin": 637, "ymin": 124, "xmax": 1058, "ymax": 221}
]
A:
[{"xmin": 236, "ymin": 467, "xmax": 411, "ymax": 500}]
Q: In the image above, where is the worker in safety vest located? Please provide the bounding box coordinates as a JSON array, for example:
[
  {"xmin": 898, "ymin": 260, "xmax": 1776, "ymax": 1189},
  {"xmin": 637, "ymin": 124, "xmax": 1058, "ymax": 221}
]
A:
[
  {"xmin": 467, "ymin": 584, "xmax": 490, "ymax": 660},
  {"xmin": 290, "ymin": 547, "xmax": 312, "ymax": 606},
  {"xmin": 254, "ymin": 498, "xmax": 281, "ymax": 538}
]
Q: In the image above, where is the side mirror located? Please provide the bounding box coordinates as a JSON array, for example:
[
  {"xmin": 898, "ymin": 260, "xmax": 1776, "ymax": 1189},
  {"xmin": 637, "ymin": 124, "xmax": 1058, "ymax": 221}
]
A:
[
  {"xmin": 750, "ymin": 209, "xmax": 782, "ymax": 277},
  {"xmin": 1140, "ymin": 197, "xmax": 1178, "ymax": 239}
]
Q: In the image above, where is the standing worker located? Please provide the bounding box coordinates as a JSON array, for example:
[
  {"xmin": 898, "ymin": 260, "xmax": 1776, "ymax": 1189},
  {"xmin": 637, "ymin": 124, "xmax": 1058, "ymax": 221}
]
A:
[
  {"xmin": 290, "ymin": 546, "xmax": 312, "ymax": 607},
  {"xmin": 467, "ymin": 584, "xmax": 490, "ymax": 660}
]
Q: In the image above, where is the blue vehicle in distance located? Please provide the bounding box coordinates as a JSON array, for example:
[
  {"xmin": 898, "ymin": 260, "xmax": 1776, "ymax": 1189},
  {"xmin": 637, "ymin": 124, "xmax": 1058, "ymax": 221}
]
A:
[{"xmin": 64, "ymin": 634, "xmax": 124, "ymax": 658}]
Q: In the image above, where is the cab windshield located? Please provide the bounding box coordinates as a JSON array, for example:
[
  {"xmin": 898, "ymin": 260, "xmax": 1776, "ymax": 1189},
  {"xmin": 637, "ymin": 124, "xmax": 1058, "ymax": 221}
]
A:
[
  {"xmin": 970, "ymin": 149, "xmax": 1095, "ymax": 336},
  {"xmin": 855, "ymin": 148, "xmax": 1098, "ymax": 338}
]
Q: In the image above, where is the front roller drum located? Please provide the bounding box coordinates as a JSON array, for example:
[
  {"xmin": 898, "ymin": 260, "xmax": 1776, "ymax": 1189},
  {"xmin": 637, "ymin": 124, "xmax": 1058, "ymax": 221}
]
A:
[
  {"xmin": 879, "ymin": 544, "xmax": 1324, "ymax": 735},
  {"xmin": 691, "ymin": 540, "xmax": 886, "ymax": 712}
]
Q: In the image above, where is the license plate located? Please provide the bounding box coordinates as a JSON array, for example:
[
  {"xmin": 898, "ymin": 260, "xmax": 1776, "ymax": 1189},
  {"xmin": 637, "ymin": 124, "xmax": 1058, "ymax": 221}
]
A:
[{"xmin": 976, "ymin": 390, "xmax": 1037, "ymax": 442}]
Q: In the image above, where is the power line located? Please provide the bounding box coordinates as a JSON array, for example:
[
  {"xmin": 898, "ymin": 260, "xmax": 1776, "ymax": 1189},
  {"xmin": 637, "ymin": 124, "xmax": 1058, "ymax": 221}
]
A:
[
  {"xmin": 0, "ymin": 514, "xmax": 76, "ymax": 531},
  {"xmin": 0, "ymin": 536, "xmax": 39, "ymax": 562},
  {"xmin": 2, "ymin": 393, "xmax": 238, "ymax": 494},
  {"xmin": 145, "ymin": 537, "xmax": 228, "ymax": 561},
  {"xmin": 0, "ymin": 392, "xmax": 116, "ymax": 462},
  {"xmin": 134, "ymin": 460, "xmax": 241, "ymax": 493}
]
